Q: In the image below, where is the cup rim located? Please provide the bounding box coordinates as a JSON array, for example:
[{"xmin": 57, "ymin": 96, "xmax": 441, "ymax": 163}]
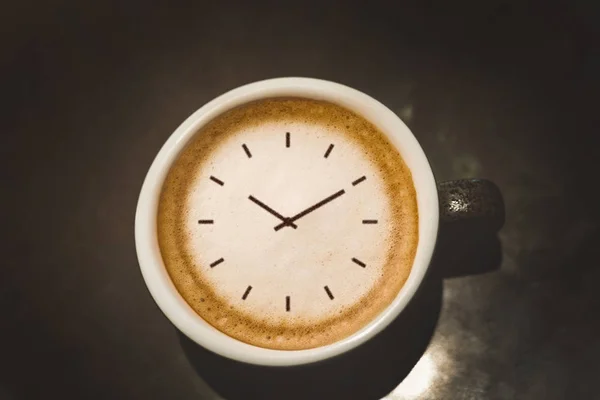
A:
[{"xmin": 134, "ymin": 77, "xmax": 439, "ymax": 366}]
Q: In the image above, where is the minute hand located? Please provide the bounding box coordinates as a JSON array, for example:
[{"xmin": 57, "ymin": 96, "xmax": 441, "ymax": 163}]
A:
[{"xmin": 273, "ymin": 189, "xmax": 346, "ymax": 231}]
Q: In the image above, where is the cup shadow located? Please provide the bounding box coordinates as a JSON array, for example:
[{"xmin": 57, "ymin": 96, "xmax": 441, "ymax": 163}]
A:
[{"xmin": 179, "ymin": 228, "xmax": 502, "ymax": 400}]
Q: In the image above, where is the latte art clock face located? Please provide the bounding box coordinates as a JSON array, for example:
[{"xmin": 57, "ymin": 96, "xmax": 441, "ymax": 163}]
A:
[
  {"xmin": 157, "ymin": 99, "xmax": 418, "ymax": 350},
  {"xmin": 189, "ymin": 125, "xmax": 390, "ymax": 319}
]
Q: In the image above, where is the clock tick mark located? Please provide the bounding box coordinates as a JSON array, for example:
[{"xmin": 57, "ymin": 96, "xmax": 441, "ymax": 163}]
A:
[
  {"xmin": 198, "ymin": 220, "xmax": 214, "ymax": 224},
  {"xmin": 286, "ymin": 132, "xmax": 291, "ymax": 148},
  {"xmin": 286, "ymin": 296, "xmax": 291, "ymax": 312},
  {"xmin": 352, "ymin": 257, "xmax": 366, "ymax": 268},
  {"xmin": 352, "ymin": 176, "xmax": 366, "ymax": 186},
  {"xmin": 210, "ymin": 176, "xmax": 224, "ymax": 186},
  {"xmin": 324, "ymin": 144, "xmax": 334, "ymax": 158},
  {"xmin": 362, "ymin": 219, "xmax": 378, "ymax": 224},
  {"xmin": 324, "ymin": 286, "xmax": 335, "ymax": 300},
  {"xmin": 242, "ymin": 144, "xmax": 252, "ymax": 158},
  {"xmin": 210, "ymin": 258, "xmax": 224, "ymax": 268},
  {"xmin": 242, "ymin": 286, "xmax": 252, "ymax": 300}
]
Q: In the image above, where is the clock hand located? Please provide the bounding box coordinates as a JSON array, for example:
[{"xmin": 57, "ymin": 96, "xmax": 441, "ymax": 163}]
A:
[
  {"xmin": 248, "ymin": 195, "xmax": 298, "ymax": 229},
  {"xmin": 274, "ymin": 189, "xmax": 346, "ymax": 231}
]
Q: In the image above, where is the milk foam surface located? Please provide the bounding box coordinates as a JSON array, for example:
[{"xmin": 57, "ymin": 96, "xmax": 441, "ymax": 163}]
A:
[{"xmin": 157, "ymin": 99, "xmax": 418, "ymax": 350}]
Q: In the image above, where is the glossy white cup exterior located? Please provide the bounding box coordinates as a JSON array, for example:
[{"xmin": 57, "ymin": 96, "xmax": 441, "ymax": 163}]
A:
[{"xmin": 135, "ymin": 78, "xmax": 439, "ymax": 366}]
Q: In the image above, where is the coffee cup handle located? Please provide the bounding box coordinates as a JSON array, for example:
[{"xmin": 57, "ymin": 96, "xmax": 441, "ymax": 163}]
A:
[{"xmin": 437, "ymin": 179, "xmax": 505, "ymax": 233}]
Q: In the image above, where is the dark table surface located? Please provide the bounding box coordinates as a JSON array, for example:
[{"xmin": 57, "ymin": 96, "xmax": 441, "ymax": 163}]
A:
[{"xmin": 3, "ymin": 1, "xmax": 599, "ymax": 399}]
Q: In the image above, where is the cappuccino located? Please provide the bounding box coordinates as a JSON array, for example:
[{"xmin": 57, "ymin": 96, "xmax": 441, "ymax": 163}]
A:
[{"xmin": 157, "ymin": 98, "xmax": 418, "ymax": 350}]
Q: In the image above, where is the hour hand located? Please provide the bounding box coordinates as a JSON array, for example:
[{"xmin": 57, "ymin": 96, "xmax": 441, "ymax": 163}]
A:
[{"xmin": 248, "ymin": 196, "xmax": 298, "ymax": 229}]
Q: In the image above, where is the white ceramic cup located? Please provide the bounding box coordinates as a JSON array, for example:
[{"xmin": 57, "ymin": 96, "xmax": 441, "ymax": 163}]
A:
[{"xmin": 135, "ymin": 77, "xmax": 440, "ymax": 366}]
